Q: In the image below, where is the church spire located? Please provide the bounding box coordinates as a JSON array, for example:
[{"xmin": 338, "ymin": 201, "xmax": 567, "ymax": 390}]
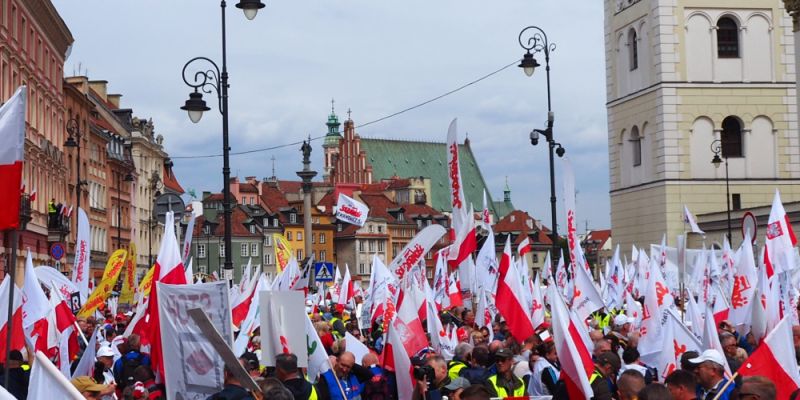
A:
[
  {"xmin": 504, "ymin": 176, "xmax": 512, "ymax": 203},
  {"xmin": 324, "ymin": 98, "xmax": 342, "ymax": 149}
]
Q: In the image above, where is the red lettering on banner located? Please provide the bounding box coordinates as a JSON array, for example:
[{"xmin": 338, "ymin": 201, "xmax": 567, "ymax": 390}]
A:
[
  {"xmin": 674, "ymin": 340, "xmax": 687, "ymax": 358},
  {"xmin": 532, "ymin": 300, "xmax": 543, "ymax": 312},
  {"xmin": 280, "ymin": 336, "xmax": 291, "ymax": 354},
  {"xmin": 339, "ymin": 204, "xmax": 362, "ymax": 218},
  {"xmin": 395, "ymin": 244, "xmax": 425, "ymax": 280},
  {"xmin": 76, "ymin": 241, "xmax": 87, "ymax": 282},
  {"xmin": 187, "ymin": 349, "xmax": 214, "ymax": 375},
  {"xmin": 448, "ymin": 144, "xmax": 462, "ymax": 210},
  {"xmin": 656, "ymin": 282, "xmax": 669, "ymax": 306},
  {"xmin": 731, "ymin": 275, "xmax": 752, "ymax": 309}
]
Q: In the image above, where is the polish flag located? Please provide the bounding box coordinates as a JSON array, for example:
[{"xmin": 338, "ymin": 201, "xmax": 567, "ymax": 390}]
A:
[
  {"xmin": 49, "ymin": 285, "xmax": 79, "ymax": 375},
  {"xmin": 0, "ymin": 275, "xmax": 24, "ymax": 362},
  {"xmin": 738, "ymin": 317, "xmax": 800, "ymax": 399},
  {"xmin": 393, "ymin": 285, "xmax": 428, "ymax": 359},
  {"xmin": 0, "ymin": 86, "xmax": 26, "ymax": 230},
  {"xmin": 337, "ymin": 266, "xmax": 354, "ymax": 306},
  {"xmin": 702, "ymin": 305, "xmax": 732, "ymax": 376},
  {"xmin": 517, "ymin": 237, "xmax": 531, "ymax": 258},
  {"xmin": 764, "ymin": 190, "xmax": 797, "ymax": 278},
  {"xmin": 447, "ymin": 272, "xmax": 463, "ymax": 309},
  {"xmin": 570, "ymin": 258, "xmax": 604, "ymax": 323},
  {"xmin": 531, "ymin": 272, "xmax": 545, "ymax": 330},
  {"xmin": 496, "ymin": 237, "xmax": 535, "ymax": 342},
  {"xmin": 730, "ymin": 231, "xmax": 757, "ymax": 333},
  {"xmin": 29, "ymin": 185, "xmax": 36, "ymax": 202},
  {"xmin": 22, "ymin": 250, "xmax": 51, "ymax": 352},
  {"xmin": 548, "ymin": 284, "xmax": 594, "ymax": 399},
  {"xmin": 383, "ymin": 318, "xmax": 414, "ymax": 400},
  {"xmin": 144, "ymin": 211, "xmax": 187, "ymax": 378},
  {"xmin": 231, "ymin": 267, "xmax": 261, "ymax": 328}
]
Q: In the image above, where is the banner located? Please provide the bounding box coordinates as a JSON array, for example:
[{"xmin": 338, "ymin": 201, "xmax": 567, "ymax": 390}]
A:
[
  {"xmin": 139, "ymin": 265, "xmax": 156, "ymax": 297},
  {"xmin": 388, "ymin": 224, "xmax": 447, "ymax": 281},
  {"xmin": 183, "ymin": 212, "xmax": 196, "ymax": 266},
  {"xmin": 120, "ymin": 243, "xmax": 138, "ymax": 305},
  {"xmin": 273, "ymin": 234, "xmax": 293, "ymax": 273},
  {"xmin": 71, "ymin": 208, "xmax": 91, "ymax": 302},
  {"xmin": 158, "ymin": 281, "xmax": 232, "ymax": 400},
  {"xmin": 78, "ymin": 249, "xmax": 127, "ymax": 318},
  {"xmin": 260, "ymin": 290, "xmax": 308, "ymax": 367},
  {"xmin": 335, "ymin": 193, "xmax": 369, "ymax": 227},
  {"xmin": 35, "ymin": 266, "xmax": 79, "ymax": 306}
]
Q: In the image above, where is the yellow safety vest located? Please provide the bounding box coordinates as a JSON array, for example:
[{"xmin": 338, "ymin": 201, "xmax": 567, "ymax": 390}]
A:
[
  {"xmin": 309, "ymin": 385, "xmax": 318, "ymax": 400},
  {"xmin": 487, "ymin": 374, "xmax": 525, "ymax": 398},
  {"xmin": 48, "ymin": 202, "xmax": 56, "ymax": 213},
  {"xmin": 447, "ymin": 360, "xmax": 466, "ymax": 380},
  {"xmin": 589, "ymin": 371, "xmax": 603, "ymax": 384},
  {"xmin": 330, "ymin": 317, "xmax": 343, "ymax": 338}
]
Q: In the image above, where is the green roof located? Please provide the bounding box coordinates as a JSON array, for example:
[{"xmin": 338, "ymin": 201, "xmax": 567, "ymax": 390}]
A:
[
  {"xmin": 359, "ymin": 138, "xmax": 499, "ymax": 216},
  {"xmin": 492, "ymin": 200, "xmax": 515, "ymax": 220}
]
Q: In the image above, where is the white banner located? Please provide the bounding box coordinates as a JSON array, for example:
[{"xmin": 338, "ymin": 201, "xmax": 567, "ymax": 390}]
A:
[
  {"xmin": 71, "ymin": 208, "xmax": 90, "ymax": 302},
  {"xmin": 36, "ymin": 266, "xmax": 80, "ymax": 310},
  {"xmin": 388, "ymin": 224, "xmax": 447, "ymax": 281},
  {"xmin": 260, "ymin": 290, "xmax": 308, "ymax": 367},
  {"xmin": 158, "ymin": 281, "xmax": 233, "ymax": 400},
  {"xmin": 335, "ymin": 193, "xmax": 369, "ymax": 227},
  {"xmin": 182, "ymin": 212, "xmax": 197, "ymax": 266}
]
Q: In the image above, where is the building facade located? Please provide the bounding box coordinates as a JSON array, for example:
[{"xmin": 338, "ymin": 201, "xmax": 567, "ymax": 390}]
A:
[{"xmin": 605, "ymin": 0, "xmax": 800, "ymax": 251}]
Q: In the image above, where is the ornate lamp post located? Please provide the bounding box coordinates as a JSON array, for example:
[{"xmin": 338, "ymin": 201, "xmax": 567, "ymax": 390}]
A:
[
  {"xmin": 519, "ymin": 26, "xmax": 564, "ymax": 272},
  {"xmin": 710, "ymin": 139, "xmax": 732, "ymax": 241},
  {"xmin": 64, "ymin": 118, "xmax": 84, "ymax": 215},
  {"xmin": 179, "ymin": 0, "xmax": 264, "ymax": 285}
]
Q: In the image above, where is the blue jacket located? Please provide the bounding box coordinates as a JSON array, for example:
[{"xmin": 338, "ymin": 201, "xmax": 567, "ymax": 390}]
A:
[{"xmin": 698, "ymin": 379, "xmax": 735, "ymax": 400}]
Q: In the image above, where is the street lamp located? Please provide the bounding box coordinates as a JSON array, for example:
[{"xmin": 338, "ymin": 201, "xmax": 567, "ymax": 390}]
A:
[
  {"xmin": 64, "ymin": 118, "xmax": 85, "ymax": 213},
  {"xmin": 710, "ymin": 139, "xmax": 732, "ymax": 241},
  {"xmin": 179, "ymin": 0, "xmax": 264, "ymax": 285},
  {"xmin": 519, "ymin": 25, "xmax": 563, "ymax": 273},
  {"xmin": 116, "ymin": 170, "xmax": 135, "ymax": 249}
]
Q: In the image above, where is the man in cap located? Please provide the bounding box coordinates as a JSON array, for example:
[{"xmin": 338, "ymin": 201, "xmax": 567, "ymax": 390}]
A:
[
  {"xmin": 610, "ymin": 314, "xmax": 633, "ymax": 349},
  {"xmin": 486, "ymin": 348, "xmax": 527, "ymax": 398},
  {"xmin": 689, "ymin": 349, "xmax": 734, "ymax": 400},
  {"xmin": 71, "ymin": 376, "xmax": 115, "ymax": 400},
  {"xmin": 591, "ymin": 351, "xmax": 621, "ymax": 400},
  {"xmin": 94, "ymin": 346, "xmax": 117, "ymax": 399}
]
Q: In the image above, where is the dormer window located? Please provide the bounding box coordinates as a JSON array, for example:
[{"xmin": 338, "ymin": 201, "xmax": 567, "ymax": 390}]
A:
[
  {"xmin": 203, "ymin": 225, "xmax": 210, "ymax": 235},
  {"xmin": 249, "ymin": 225, "xmax": 256, "ymax": 234},
  {"xmin": 290, "ymin": 213, "xmax": 297, "ymax": 223}
]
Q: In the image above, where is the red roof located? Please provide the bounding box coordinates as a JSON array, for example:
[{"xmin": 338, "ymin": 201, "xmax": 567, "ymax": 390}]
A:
[
  {"xmin": 260, "ymin": 183, "xmax": 289, "ymax": 211},
  {"xmin": 204, "ymin": 192, "xmax": 236, "ymax": 203},
  {"xmin": 494, "ymin": 210, "xmax": 553, "ymax": 246},
  {"xmin": 317, "ymin": 191, "xmax": 337, "ymax": 215},
  {"xmin": 238, "ymin": 182, "xmax": 259, "ymax": 193},
  {"xmin": 163, "ymin": 165, "xmax": 185, "ymax": 194},
  {"xmin": 402, "ymin": 203, "xmax": 444, "ymax": 217},
  {"xmin": 358, "ymin": 193, "xmax": 398, "ymax": 222},
  {"xmin": 585, "ymin": 229, "xmax": 611, "ymax": 248},
  {"xmin": 194, "ymin": 207, "xmax": 260, "ymax": 237}
]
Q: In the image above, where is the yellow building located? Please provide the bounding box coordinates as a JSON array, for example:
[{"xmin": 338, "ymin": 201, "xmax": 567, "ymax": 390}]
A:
[{"xmin": 606, "ymin": 0, "xmax": 800, "ymax": 250}]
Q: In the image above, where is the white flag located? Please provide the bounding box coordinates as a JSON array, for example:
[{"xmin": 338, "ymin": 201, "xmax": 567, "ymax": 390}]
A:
[
  {"xmin": 683, "ymin": 205, "xmax": 705, "ymax": 235},
  {"xmin": 71, "ymin": 208, "xmax": 91, "ymax": 302},
  {"xmin": 304, "ymin": 313, "xmax": 330, "ymax": 382},
  {"xmin": 28, "ymin": 350, "xmax": 84, "ymax": 400},
  {"xmin": 335, "ymin": 193, "xmax": 369, "ymax": 227}
]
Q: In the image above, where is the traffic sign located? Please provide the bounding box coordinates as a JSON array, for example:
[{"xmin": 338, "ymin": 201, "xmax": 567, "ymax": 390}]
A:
[
  {"xmin": 314, "ymin": 262, "xmax": 335, "ymax": 282},
  {"xmin": 742, "ymin": 211, "xmax": 757, "ymax": 244},
  {"xmin": 50, "ymin": 242, "xmax": 65, "ymax": 261}
]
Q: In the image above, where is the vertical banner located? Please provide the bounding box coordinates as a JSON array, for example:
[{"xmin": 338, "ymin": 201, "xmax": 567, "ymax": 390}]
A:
[
  {"xmin": 183, "ymin": 213, "xmax": 197, "ymax": 266},
  {"xmin": 273, "ymin": 234, "xmax": 293, "ymax": 274},
  {"xmin": 78, "ymin": 249, "xmax": 127, "ymax": 318},
  {"xmin": 260, "ymin": 290, "xmax": 308, "ymax": 367},
  {"xmin": 158, "ymin": 281, "xmax": 232, "ymax": 399},
  {"xmin": 71, "ymin": 208, "xmax": 91, "ymax": 302},
  {"xmin": 139, "ymin": 265, "xmax": 156, "ymax": 298},
  {"xmin": 120, "ymin": 243, "xmax": 138, "ymax": 305},
  {"xmin": 561, "ymin": 158, "xmax": 588, "ymax": 272}
]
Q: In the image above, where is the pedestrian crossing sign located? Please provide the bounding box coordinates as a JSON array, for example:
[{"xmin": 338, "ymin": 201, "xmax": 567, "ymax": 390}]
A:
[{"xmin": 314, "ymin": 262, "xmax": 335, "ymax": 282}]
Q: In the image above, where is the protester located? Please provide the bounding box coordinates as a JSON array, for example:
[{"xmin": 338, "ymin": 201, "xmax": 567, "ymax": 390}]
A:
[
  {"xmin": 459, "ymin": 345, "xmax": 492, "ymax": 384},
  {"xmin": 0, "ymin": 350, "xmax": 30, "ymax": 399},
  {"xmin": 113, "ymin": 333, "xmax": 151, "ymax": 391},
  {"xmin": 528, "ymin": 341, "xmax": 559, "ymax": 396},
  {"xmin": 638, "ymin": 383, "xmax": 672, "ymax": 400},
  {"xmin": 590, "ymin": 351, "xmax": 621, "ymax": 400},
  {"xmin": 275, "ymin": 353, "xmax": 317, "ymax": 400},
  {"xmin": 412, "ymin": 354, "xmax": 451, "ymax": 400},
  {"xmin": 94, "ymin": 346, "xmax": 117, "ymax": 399},
  {"xmin": 207, "ymin": 359, "xmax": 255, "ymax": 400},
  {"xmin": 459, "ymin": 384, "xmax": 492, "ymax": 400},
  {"xmin": 316, "ymin": 351, "xmax": 373, "ymax": 400},
  {"xmin": 361, "ymin": 353, "xmax": 394, "ymax": 400},
  {"xmin": 664, "ymin": 369, "xmax": 698, "ymax": 400},
  {"xmin": 485, "ymin": 348, "xmax": 527, "ymax": 398},
  {"xmin": 619, "ymin": 347, "xmax": 655, "ymax": 384},
  {"xmin": 447, "ymin": 343, "xmax": 472, "ymax": 380},
  {"xmin": 737, "ymin": 376, "xmax": 776, "ymax": 400},
  {"xmin": 617, "ymin": 369, "xmax": 645, "ymax": 400},
  {"xmin": 71, "ymin": 376, "xmax": 116, "ymax": 400},
  {"xmin": 132, "ymin": 365, "xmax": 164, "ymax": 400},
  {"xmin": 719, "ymin": 332, "xmax": 742, "ymax": 373},
  {"xmin": 689, "ymin": 349, "xmax": 735, "ymax": 400}
]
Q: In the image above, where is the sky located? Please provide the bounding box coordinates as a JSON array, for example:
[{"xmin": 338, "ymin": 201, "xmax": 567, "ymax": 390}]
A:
[{"xmin": 52, "ymin": 0, "xmax": 610, "ymax": 231}]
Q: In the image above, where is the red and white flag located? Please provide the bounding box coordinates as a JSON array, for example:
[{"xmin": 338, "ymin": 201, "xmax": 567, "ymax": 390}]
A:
[
  {"xmin": 389, "ymin": 225, "xmax": 446, "ymax": 281},
  {"xmin": 49, "ymin": 284, "xmax": 79, "ymax": 376},
  {"xmin": 71, "ymin": 208, "xmax": 91, "ymax": 302},
  {"xmin": 383, "ymin": 318, "xmax": 414, "ymax": 400},
  {"xmin": 562, "ymin": 158, "xmax": 589, "ymax": 273},
  {"xmin": 335, "ymin": 193, "xmax": 369, "ymax": 227},
  {"xmin": 548, "ymin": 284, "xmax": 594, "ymax": 399},
  {"xmin": 231, "ymin": 267, "xmax": 261, "ymax": 328},
  {"xmin": 0, "ymin": 86, "xmax": 26, "ymax": 230},
  {"xmin": 730, "ymin": 231, "xmax": 757, "ymax": 334},
  {"xmin": 337, "ymin": 266, "xmax": 355, "ymax": 306},
  {"xmin": 22, "ymin": 250, "xmax": 51, "ymax": 353},
  {"xmin": 28, "ymin": 350, "xmax": 84, "ymax": 400},
  {"xmin": 29, "ymin": 185, "xmax": 37, "ymax": 202},
  {"xmin": 474, "ymin": 223, "xmax": 497, "ymax": 293},
  {"xmin": 518, "ymin": 237, "xmax": 531, "ymax": 258},
  {"xmin": 683, "ymin": 205, "xmax": 705, "ymax": 235},
  {"xmin": 702, "ymin": 305, "xmax": 732, "ymax": 376},
  {"xmin": 638, "ymin": 258, "xmax": 674, "ymax": 358},
  {"xmin": 445, "ymin": 119, "xmax": 477, "ymax": 268},
  {"xmin": 570, "ymin": 258, "xmax": 605, "ymax": 322},
  {"xmin": 365, "ymin": 255, "xmax": 398, "ymax": 326},
  {"xmin": 0, "ymin": 275, "xmax": 24, "ymax": 362},
  {"xmin": 531, "ymin": 272, "xmax": 546, "ymax": 330},
  {"xmin": 764, "ymin": 190, "xmax": 797, "ymax": 278},
  {"xmin": 738, "ymin": 317, "xmax": 800, "ymax": 399},
  {"xmin": 143, "ymin": 211, "xmax": 187, "ymax": 378},
  {"xmin": 496, "ymin": 237, "xmax": 535, "ymax": 342},
  {"xmin": 447, "ymin": 272, "xmax": 463, "ymax": 309}
]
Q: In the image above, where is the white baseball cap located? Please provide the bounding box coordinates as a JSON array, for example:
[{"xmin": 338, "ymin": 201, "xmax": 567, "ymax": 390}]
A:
[
  {"xmin": 688, "ymin": 349, "xmax": 726, "ymax": 367},
  {"xmin": 96, "ymin": 346, "xmax": 115, "ymax": 358},
  {"xmin": 613, "ymin": 314, "xmax": 628, "ymax": 326}
]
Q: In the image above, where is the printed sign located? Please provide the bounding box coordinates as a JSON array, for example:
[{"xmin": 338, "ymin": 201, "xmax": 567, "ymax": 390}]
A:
[
  {"xmin": 314, "ymin": 262, "xmax": 335, "ymax": 282},
  {"xmin": 335, "ymin": 193, "xmax": 369, "ymax": 227}
]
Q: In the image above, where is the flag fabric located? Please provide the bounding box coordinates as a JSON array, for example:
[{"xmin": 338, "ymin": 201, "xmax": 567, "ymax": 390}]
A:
[
  {"xmin": 0, "ymin": 275, "xmax": 24, "ymax": 362},
  {"xmin": 658, "ymin": 310, "xmax": 702, "ymax": 379},
  {"xmin": 78, "ymin": 249, "xmax": 127, "ymax": 318},
  {"xmin": 495, "ymin": 237, "xmax": 535, "ymax": 343},
  {"xmin": 71, "ymin": 326, "xmax": 98, "ymax": 378},
  {"xmin": 335, "ymin": 193, "xmax": 369, "ymax": 227},
  {"xmin": 474, "ymin": 222, "xmax": 497, "ymax": 293},
  {"xmin": 304, "ymin": 313, "xmax": 330, "ymax": 382},
  {"xmin": 0, "ymin": 86, "xmax": 26, "ymax": 230},
  {"xmin": 182, "ymin": 212, "xmax": 196, "ymax": 266},
  {"xmin": 547, "ymin": 284, "xmax": 594, "ymax": 399},
  {"xmin": 22, "ymin": 250, "xmax": 50, "ymax": 329},
  {"xmin": 49, "ymin": 284, "xmax": 79, "ymax": 376},
  {"xmin": 260, "ymin": 290, "xmax": 308, "ymax": 367},
  {"xmin": 764, "ymin": 190, "xmax": 797, "ymax": 278},
  {"xmin": 384, "ymin": 318, "xmax": 414, "ymax": 400},
  {"xmin": 531, "ymin": 272, "xmax": 545, "ymax": 330},
  {"xmin": 119, "ymin": 243, "xmax": 138, "ymax": 305},
  {"xmin": 446, "ymin": 272, "xmax": 463, "ymax": 309},
  {"xmin": 337, "ymin": 266, "xmax": 354, "ymax": 306},
  {"xmin": 232, "ymin": 274, "xmax": 269, "ymax": 357},
  {"xmin": 29, "ymin": 185, "xmax": 36, "ymax": 202},
  {"xmin": 273, "ymin": 233, "xmax": 293, "ymax": 273},
  {"xmin": 231, "ymin": 268, "xmax": 261, "ymax": 328},
  {"xmin": 143, "ymin": 211, "xmax": 187, "ymax": 378},
  {"xmin": 71, "ymin": 208, "xmax": 91, "ymax": 302},
  {"xmin": 28, "ymin": 350, "xmax": 84, "ymax": 400},
  {"xmin": 738, "ymin": 317, "xmax": 800, "ymax": 399},
  {"xmin": 562, "ymin": 157, "xmax": 589, "ymax": 272},
  {"xmin": 683, "ymin": 205, "xmax": 705, "ymax": 235},
  {"xmin": 571, "ymin": 258, "xmax": 605, "ymax": 323},
  {"xmin": 730, "ymin": 232, "xmax": 757, "ymax": 334},
  {"xmin": 702, "ymin": 305, "xmax": 732, "ymax": 376},
  {"xmin": 388, "ymin": 225, "xmax": 446, "ymax": 281},
  {"xmin": 364, "ymin": 255, "xmax": 398, "ymax": 327},
  {"xmin": 432, "ymin": 250, "xmax": 449, "ymax": 309},
  {"xmin": 638, "ymin": 258, "xmax": 674, "ymax": 358},
  {"xmin": 605, "ymin": 245, "xmax": 625, "ymax": 309}
]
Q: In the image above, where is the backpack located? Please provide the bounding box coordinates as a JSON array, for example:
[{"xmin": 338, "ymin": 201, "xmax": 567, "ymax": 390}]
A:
[
  {"xmin": 117, "ymin": 352, "xmax": 145, "ymax": 389},
  {"xmin": 362, "ymin": 372, "xmax": 393, "ymax": 400}
]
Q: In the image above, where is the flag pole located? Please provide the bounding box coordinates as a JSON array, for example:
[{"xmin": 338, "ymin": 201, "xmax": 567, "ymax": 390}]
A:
[
  {"xmin": 711, "ymin": 372, "xmax": 738, "ymax": 400},
  {"xmin": 3, "ymin": 229, "xmax": 19, "ymax": 390}
]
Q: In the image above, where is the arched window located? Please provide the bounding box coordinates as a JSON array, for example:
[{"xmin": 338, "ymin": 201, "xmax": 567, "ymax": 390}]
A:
[
  {"xmin": 721, "ymin": 116, "xmax": 743, "ymax": 157},
  {"xmin": 717, "ymin": 17, "xmax": 739, "ymax": 58},
  {"xmin": 630, "ymin": 126, "xmax": 642, "ymax": 166},
  {"xmin": 628, "ymin": 28, "xmax": 638, "ymax": 70}
]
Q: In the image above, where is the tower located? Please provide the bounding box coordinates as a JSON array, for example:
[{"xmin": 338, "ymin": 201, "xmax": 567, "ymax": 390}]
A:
[
  {"xmin": 322, "ymin": 99, "xmax": 342, "ymax": 182},
  {"xmin": 605, "ymin": 0, "xmax": 800, "ymax": 250}
]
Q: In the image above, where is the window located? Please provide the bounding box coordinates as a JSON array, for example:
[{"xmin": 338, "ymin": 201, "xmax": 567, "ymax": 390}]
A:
[
  {"xmin": 378, "ymin": 241, "xmax": 385, "ymax": 252},
  {"xmin": 297, "ymin": 250, "xmax": 303, "ymax": 260},
  {"xmin": 311, "ymin": 233, "xmax": 315, "ymax": 244},
  {"xmin": 297, "ymin": 232, "xmax": 303, "ymax": 241},
  {"xmin": 337, "ymin": 224, "xmax": 343, "ymax": 232},
  {"xmin": 273, "ymin": 219, "xmax": 279, "ymax": 227},
  {"xmin": 417, "ymin": 220, "xmax": 423, "ymax": 228},
  {"xmin": 320, "ymin": 250, "xmax": 326, "ymax": 261},
  {"xmin": 426, "ymin": 268, "xmax": 434, "ymax": 280},
  {"xmin": 426, "ymin": 251, "xmax": 433, "ymax": 260},
  {"xmin": 251, "ymin": 243, "xmax": 259, "ymax": 256},
  {"xmin": 264, "ymin": 236, "xmax": 272, "ymax": 246},
  {"xmin": 264, "ymin": 253, "xmax": 272, "ymax": 265},
  {"xmin": 311, "ymin": 251, "xmax": 316, "ymax": 261},
  {"xmin": 358, "ymin": 263, "xmax": 369, "ymax": 275},
  {"xmin": 220, "ymin": 244, "xmax": 225, "ymax": 258},
  {"xmin": 290, "ymin": 213, "xmax": 297, "ymax": 223},
  {"xmin": 198, "ymin": 244, "xmax": 206, "ymax": 259},
  {"xmin": 368, "ymin": 225, "xmax": 374, "ymax": 233},
  {"xmin": 263, "ymin": 218, "xmax": 269, "ymax": 227},
  {"xmin": 732, "ymin": 193, "xmax": 741, "ymax": 211},
  {"xmin": 287, "ymin": 233, "xmax": 292, "ymax": 241},
  {"xmin": 721, "ymin": 116, "xmax": 743, "ymax": 157},
  {"xmin": 320, "ymin": 233, "xmax": 326, "ymax": 244},
  {"xmin": 630, "ymin": 126, "xmax": 642, "ymax": 166},
  {"xmin": 533, "ymin": 254, "xmax": 539, "ymax": 263},
  {"xmin": 359, "ymin": 241, "xmax": 366, "ymax": 252},
  {"xmin": 369, "ymin": 240, "xmax": 376, "ymax": 252},
  {"xmin": 377, "ymin": 225, "xmax": 383, "ymax": 233},
  {"xmin": 628, "ymin": 28, "xmax": 638, "ymax": 71},
  {"xmin": 241, "ymin": 243, "xmax": 249, "ymax": 257},
  {"xmin": 717, "ymin": 17, "xmax": 739, "ymax": 58},
  {"xmin": 249, "ymin": 225, "xmax": 256, "ymax": 234}
]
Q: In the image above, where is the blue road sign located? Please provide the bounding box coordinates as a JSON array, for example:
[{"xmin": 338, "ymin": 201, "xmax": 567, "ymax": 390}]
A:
[{"xmin": 314, "ymin": 262, "xmax": 335, "ymax": 282}]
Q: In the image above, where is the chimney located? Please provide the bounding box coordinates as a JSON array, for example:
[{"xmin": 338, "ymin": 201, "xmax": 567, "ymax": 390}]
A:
[
  {"xmin": 107, "ymin": 94, "xmax": 122, "ymax": 109},
  {"xmin": 88, "ymin": 80, "xmax": 108, "ymax": 101}
]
